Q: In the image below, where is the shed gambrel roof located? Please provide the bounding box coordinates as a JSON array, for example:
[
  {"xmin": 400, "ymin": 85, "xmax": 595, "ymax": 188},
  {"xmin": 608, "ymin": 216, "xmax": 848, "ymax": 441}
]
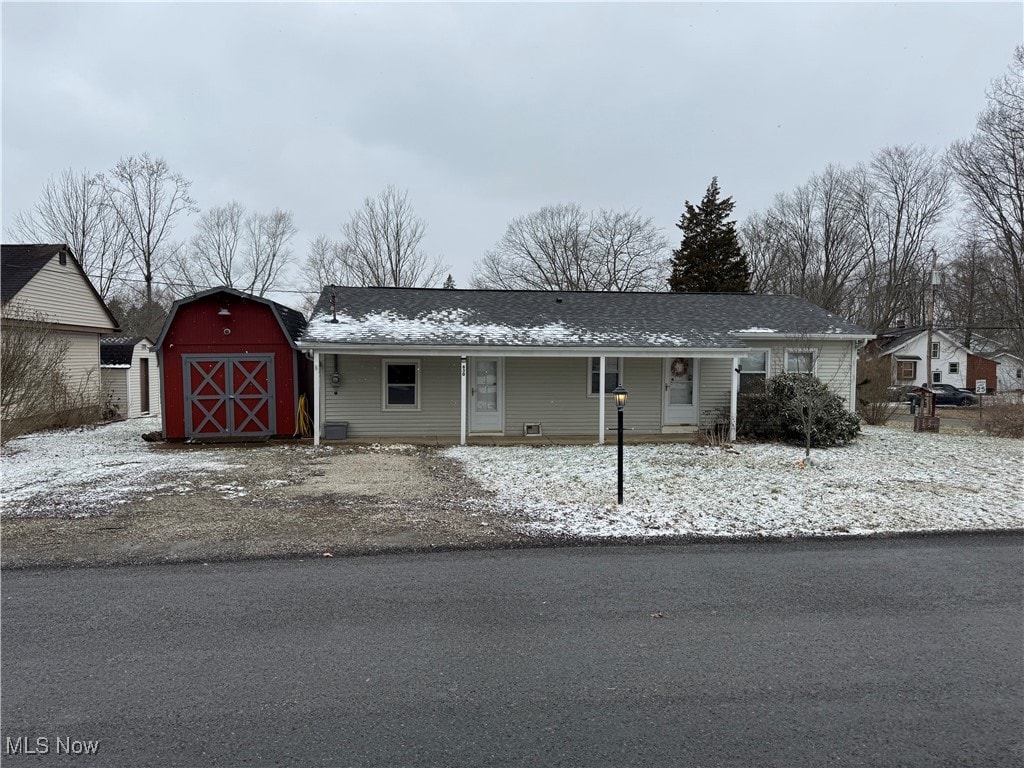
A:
[
  {"xmin": 301, "ymin": 286, "xmax": 872, "ymax": 352},
  {"xmin": 154, "ymin": 287, "xmax": 307, "ymax": 351}
]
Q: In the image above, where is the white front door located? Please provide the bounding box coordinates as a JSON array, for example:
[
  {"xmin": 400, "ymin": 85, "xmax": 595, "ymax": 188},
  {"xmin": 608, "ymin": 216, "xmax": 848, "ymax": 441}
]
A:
[
  {"xmin": 663, "ymin": 357, "xmax": 698, "ymax": 424},
  {"xmin": 470, "ymin": 357, "xmax": 503, "ymax": 433}
]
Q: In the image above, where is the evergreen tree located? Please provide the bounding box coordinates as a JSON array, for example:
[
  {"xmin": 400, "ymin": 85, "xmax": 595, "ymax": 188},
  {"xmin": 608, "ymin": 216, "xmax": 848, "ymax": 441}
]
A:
[
  {"xmin": 668, "ymin": 177, "xmax": 750, "ymax": 292},
  {"xmin": 443, "ymin": 274, "xmax": 456, "ymax": 289}
]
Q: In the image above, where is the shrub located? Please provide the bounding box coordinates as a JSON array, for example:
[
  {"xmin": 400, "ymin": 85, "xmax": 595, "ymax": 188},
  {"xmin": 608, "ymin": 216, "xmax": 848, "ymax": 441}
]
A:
[
  {"xmin": 978, "ymin": 404, "xmax": 1024, "ymax": 438},
  {"xmin": 856, "ymin": 355, "xmax": 902, "ymax": 426},
  {"xmin": 1, "ymin": 306, "xmax": 102, "ymax": 443},
  {"xmin": 738, "ymin": 372, "xmax": 860, "ymax": 452}
]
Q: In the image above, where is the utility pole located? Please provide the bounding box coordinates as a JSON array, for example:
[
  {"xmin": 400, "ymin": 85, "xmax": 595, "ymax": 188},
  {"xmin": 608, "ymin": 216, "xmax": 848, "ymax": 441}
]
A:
[{"xmin": 926, "ymin": 247, "xmax": 939, "ymax": 401}]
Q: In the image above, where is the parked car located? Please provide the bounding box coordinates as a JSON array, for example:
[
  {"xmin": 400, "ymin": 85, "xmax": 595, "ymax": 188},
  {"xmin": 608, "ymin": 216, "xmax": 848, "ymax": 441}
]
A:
[
  {"xmin": 887, "ymin": 384, "xmax": 915, "ymax": 402},
  {"xmin": 909, "ymin": 383, "xmax": 979, "ymax": 407}
]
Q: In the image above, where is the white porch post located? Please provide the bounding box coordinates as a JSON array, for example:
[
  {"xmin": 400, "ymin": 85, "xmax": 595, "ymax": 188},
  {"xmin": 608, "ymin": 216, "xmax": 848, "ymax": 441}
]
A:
[
  {"xmin": 313, "ymin": 352, "xmax": 322, "ymax": 446},
  {"xmin": 598, "ymin": 355, "xmax": 606, "ymax": 444},
  {"xmin": 729, "ymin": 355, "xmax": 740, "ymax": 442},
  {"xmin": 460, "ymin": 356, "xmax": 467, "ymax": 446}
]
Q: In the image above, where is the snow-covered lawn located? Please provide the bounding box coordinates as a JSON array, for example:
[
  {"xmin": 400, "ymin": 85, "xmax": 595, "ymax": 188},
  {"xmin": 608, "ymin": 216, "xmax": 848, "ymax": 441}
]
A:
[
  {"xmin": 445, "ymin": 428, "xmax": 1024, "ymax": 538},
  {"xmin": 0, "ymin": 418, "xmax": 248, "ymax": 517}
]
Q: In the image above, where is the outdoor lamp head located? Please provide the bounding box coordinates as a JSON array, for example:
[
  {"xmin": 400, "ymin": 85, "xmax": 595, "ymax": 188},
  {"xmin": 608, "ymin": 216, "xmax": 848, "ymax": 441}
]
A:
[{"xmin": 612, "ymin": 385, "xmax": 628, "ymax": 411}]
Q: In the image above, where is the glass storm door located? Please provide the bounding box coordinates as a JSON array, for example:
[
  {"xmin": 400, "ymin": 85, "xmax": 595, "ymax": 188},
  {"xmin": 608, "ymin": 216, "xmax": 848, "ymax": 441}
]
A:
[
  {"xmin": 663, "ymin": 357, "xmax": 698, "ymax": 424},
  {"xmin": 470, "ymin": 357, "xmax": 502, "ymax": 433}
]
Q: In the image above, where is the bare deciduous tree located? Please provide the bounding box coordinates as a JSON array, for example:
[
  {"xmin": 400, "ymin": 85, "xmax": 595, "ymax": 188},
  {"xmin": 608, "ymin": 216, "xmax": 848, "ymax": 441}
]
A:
[
  {"xmin": 471, "ymin": 204, "xmax": 667, "ymax": 291},
  {"xmin": 162, "ymin": 204, "xmax": 297, "ymax": 298},
  {"xmin": 294, "ymin": 234, "xmax": 349, "ymax": 313},
  {"xmin": 744, "ymin": 166, "xmax": 865, "ymax": 316},
  {"xmin": 850, "ymin": 145, "xmax": 952, "ymax": 331},
  {"xmin": 104, "ymin": 153, "xmax": 197, "ymax": 305},
  {"xmin": 8, "ymin": 169, "xmax": 129, "ymax": 298},
  {"xmin": 339, "ymin": 186, "xmax": 446, "ymax": 287},
  {"xmin": 948, "ymin": 46, "xmax": 1024, "ymax": 358}
]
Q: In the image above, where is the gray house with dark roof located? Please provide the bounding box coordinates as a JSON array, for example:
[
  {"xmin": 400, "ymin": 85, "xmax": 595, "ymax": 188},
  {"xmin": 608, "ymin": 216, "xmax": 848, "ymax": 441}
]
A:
[{"xmin": 299, "ymin": 287, "xmax": 874, "ymax": 445}]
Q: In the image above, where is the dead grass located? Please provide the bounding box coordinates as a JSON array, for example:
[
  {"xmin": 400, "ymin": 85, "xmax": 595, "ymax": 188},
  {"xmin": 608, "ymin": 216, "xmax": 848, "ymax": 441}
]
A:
[{"xmin": 978, "ymin": 403, "xmax": 1024, "ymax": 439}]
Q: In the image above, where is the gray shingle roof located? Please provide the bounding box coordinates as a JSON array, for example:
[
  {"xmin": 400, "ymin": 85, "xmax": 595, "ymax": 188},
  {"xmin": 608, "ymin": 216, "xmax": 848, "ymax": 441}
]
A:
[
  {"xmin": 302, "ymin": 287, "xmax": 871, "ymax": 350},
  {"xmin": 1, "ymin": 244, "xmax": 72, "ymax": 304},
  {"xmin": 100, "ymin": 336, "xmax": 144, "ymax": 366}
]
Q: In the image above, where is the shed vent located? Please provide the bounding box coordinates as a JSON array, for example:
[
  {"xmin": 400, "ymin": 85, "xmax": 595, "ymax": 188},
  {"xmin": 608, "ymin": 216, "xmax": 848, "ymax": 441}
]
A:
[{"xmin": 523, "ymin": 422, "xmax": 543, "ymax": 437}]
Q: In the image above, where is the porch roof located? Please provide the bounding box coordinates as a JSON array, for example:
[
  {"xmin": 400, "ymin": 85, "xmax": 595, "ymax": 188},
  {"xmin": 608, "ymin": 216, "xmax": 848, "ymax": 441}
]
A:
[{"xmin": 301, "ymin": 287, "xmax": 871, "ymax": 352}]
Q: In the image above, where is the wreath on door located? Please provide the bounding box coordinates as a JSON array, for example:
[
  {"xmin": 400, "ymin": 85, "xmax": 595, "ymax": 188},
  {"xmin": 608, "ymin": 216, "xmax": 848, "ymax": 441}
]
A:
[{"xmin": 671, "ymin": 358, "xmax": 689, "ymax": 377}]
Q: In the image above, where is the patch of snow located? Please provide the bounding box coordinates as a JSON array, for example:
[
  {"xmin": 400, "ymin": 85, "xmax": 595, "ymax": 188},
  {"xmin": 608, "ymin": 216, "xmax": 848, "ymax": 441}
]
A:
[
  {"xmin": 304, "ymin": 310, "xmax": 699, "ymax": 348},
  {"xmin": 733, "ymin": 327, "xmax": 777, "ymax": 334},
  {"xmin": 444, "ymin": 427, "xmax": 1023, "ymax": 538},
  {"xmin": 1, "ymin": 418, "xmax": 245, "ymax": 517}
]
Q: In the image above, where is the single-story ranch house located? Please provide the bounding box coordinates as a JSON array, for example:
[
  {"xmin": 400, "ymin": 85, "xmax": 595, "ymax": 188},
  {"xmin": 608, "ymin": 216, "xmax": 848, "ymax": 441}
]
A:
[{"xmin": 299, "ymin": 287, "xmax": 874, "ymax": 445}]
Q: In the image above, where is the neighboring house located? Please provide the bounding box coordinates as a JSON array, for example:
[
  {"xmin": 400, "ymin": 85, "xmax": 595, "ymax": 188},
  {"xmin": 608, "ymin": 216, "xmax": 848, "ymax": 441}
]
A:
[
  {"xmin": 961, "ymin": 334, "xmax": 1024, "ymax": 394},
  {"xmin": 298, "ymin": 287, "xmax": 874, "ymax": 445},
  {"xmin": 990, "ymin": 351, "xmax": 1024, "ymax": 393},
  {"xmin": 1, "ymin": 243, "xmax": 119, "ymax": 417},
  {"xmin": 864, "ymin": 326, "xmax": 999, "ymax": 392},
  {"xmin": 154, "ymin": 288, "xmax": 309, "ymax": 440},
  {"xmin": 100, "ymin": 337, "xmax": 161, "ymax": 419}
]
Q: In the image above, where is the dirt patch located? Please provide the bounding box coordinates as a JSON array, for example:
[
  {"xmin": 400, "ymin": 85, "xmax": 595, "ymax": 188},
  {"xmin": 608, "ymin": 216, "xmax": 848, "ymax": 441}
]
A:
[{"xmin": 1, "ymin": 444, "xmax": 524, "ymax": 569}]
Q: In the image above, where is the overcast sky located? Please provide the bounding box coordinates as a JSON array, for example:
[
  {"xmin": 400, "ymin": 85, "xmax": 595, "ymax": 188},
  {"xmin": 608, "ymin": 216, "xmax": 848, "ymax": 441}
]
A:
[{"xmin": 3, "ymin": 2, "xmax": 1021, "ymax": 302}]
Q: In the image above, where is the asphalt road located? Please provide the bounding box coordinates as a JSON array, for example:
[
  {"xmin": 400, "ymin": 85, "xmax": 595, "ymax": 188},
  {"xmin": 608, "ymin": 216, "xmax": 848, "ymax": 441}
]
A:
[{"xmin": 2, "ymin": 536, "xmax": 1021, "ymax": 767}]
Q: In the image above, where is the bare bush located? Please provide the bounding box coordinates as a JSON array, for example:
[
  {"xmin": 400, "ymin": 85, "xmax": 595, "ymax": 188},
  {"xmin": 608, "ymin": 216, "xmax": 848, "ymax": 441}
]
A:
[
  {"xmin": 978, "ymin": 403, "xmax": 1024, "ymax": 438},
  {"xmin": 856, "ymin": 355, "xmax": 902, "ymax": 425},
  {"xmin": 1, "ymin": 307, "xmax": 101, "ymax": 443}
]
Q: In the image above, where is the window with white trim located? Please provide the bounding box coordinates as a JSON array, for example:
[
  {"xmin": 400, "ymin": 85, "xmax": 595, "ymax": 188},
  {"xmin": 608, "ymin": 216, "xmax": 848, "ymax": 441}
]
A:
[
  {"xmin": 589, "ymin": 357, "xmax": 622, "ymax": 395},
  {"xmin": 931, "ymin": 369, "xmax": 942, "ymax": 384},
  {"xmin": 1017, "ymin": 367, "xmax": 1023, "ymax": 380},
  {"xmin": 896, "ymin": 360, "xmax": 917, "ymax": 381},
  {"xmin": 948, "ymin": 361, "xmax": 960, "ymax": 375},
  {"xmin": 930, "ymin": 341, "xmax": 940, "ymax": 359},
  {"xmin": 382, "ymin": 359, "xmax": 419, "ymax": 410},
  {"xmin": 785, "ymin": 350, "xmax": 815, "ymax": 375},
  {"xmin": 738, "ymin": 349, "xmax": 769, "ymax": 392}
]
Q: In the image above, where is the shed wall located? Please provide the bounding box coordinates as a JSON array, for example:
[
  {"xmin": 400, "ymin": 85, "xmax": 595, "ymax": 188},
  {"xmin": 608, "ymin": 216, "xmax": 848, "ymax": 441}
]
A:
[{"xmin": 160, "ymin": 295, "xmax": 299, "ymax": 439}]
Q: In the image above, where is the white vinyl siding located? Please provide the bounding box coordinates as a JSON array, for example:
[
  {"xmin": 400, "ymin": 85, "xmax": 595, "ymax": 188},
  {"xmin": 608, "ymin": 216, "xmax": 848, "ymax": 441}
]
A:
[
  {"xmin": 4, "ymin": 256, "xmax": 116, "ymax": 331},
  {"xmin": 506, "ymin": 357, "xmax": 662, "ymax": 435},
  {"xmin": 324, "ymin": 356, "xmax": 461, "ymax": 436},
  {"xmin": 101, "ymin": 369, "xmax": 130, "ymax": 417},
  {"xmin": 697, "ymin": 358, "xmax": 734, "ymax": 425},
  {"xmin": 56, "ymin": 331, "xmax": 103, "ymax": 402}
]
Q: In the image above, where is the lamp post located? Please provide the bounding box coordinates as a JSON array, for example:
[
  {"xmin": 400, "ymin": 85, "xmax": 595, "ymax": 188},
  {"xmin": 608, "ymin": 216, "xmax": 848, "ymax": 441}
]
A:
[{"xmin": 612, "ymin": 385, "xmax": 628, "ymax": 504}]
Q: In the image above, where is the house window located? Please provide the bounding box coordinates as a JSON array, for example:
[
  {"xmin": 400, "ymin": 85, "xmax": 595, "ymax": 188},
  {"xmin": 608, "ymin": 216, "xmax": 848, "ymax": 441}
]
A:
[
  {"xmin": 931, "ymin": 369, "xmax": 942, "ymax": 384},
  {"xmin": 1016, "ymin": 367, "xmax": 1022, "ymax": 380},
  {"xmin": 948, "ymin": 362, "xmax": 960, "ymax": 375},
  {"xmin": 382, "ymin": 359, "xmax": 419, "ymax": 410},
  {"xmin": 896, "ymin": 360, "xmax": 917, "ymax": 381},
  {"xmin": 930, "ymin": 341, "xmax": 940, "ymax": 359},
  {"xmin": 785, "ymin": 350, "xmax": 815, "ymax": 375},
  {"xmin": 738, "ymin": 349, "xmax": 769, "ymax": 392},
  {"xmin": 589, "ymin": 357, "xmax": 622, "ymax": 395}
]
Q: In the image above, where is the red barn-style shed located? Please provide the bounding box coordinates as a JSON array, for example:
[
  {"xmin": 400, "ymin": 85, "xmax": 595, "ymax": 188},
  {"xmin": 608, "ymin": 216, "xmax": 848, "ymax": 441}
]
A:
[{"xmin": 155, "ymin": 288, "xmax": 309, "ymax": 440}]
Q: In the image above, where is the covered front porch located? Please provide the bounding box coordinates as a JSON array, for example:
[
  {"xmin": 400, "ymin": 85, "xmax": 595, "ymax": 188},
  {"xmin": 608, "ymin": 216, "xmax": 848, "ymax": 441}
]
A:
[{"xmin": 310, "ymin": 350, "xmax": 745, "ymax": 446}]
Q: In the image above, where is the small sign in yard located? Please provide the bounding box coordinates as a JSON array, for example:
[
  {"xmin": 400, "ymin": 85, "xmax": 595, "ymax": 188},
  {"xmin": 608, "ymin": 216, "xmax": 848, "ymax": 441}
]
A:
[{"xmin": 975, "ymin": 380, "xmax": 987, "ymax": 394}]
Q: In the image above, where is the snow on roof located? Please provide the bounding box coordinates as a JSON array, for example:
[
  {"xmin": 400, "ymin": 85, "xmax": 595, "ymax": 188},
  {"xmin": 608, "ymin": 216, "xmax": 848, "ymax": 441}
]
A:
[
  {"xmin": 301, "ymin": 287, "xmax": 872, "ymax": 350},
  {"xmin": 304, "ymin": 309, "xmax": 697, "ymax": 348}
]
